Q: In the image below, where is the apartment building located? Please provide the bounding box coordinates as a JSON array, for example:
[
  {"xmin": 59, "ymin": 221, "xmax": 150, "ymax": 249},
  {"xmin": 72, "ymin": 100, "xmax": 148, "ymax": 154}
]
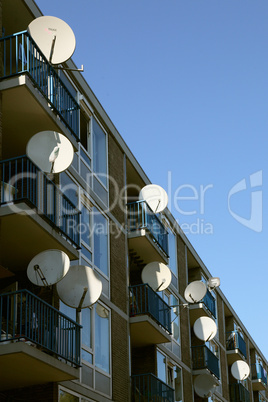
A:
[{"xmin": 0, "ymin": 1, "xmax": 267, "ymax": 401}]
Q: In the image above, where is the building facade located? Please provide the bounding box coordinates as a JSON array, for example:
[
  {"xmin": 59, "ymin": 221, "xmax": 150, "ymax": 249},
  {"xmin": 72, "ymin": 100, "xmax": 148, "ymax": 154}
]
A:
[{"xmin": 0, "ymin": 1, "xmax": 267, "ymax": 401}]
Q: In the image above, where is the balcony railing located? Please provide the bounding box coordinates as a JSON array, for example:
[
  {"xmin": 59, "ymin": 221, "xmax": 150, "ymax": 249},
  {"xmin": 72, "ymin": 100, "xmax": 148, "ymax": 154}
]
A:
[
  {"xmin": 0, "ymin": 31, "xmax": 80, "ymax": 140},
  {"xmin": 226, "ymin": 331, "xmax": 247, "ymax": 358},
  {"xmin": 252, "ymin": 363, "xmax": 267, "ymax": 385},
  {"xmin": 0, "ymin": 290, "xmax": 81, "ymax": 366},
  {"xmin": 201, "ymin": 290, "xmax": 216, "ymax": 318},
  {"xmin": 130, "ymin": 284, "xmax": 172, "ymax": 334},
  {"xmin": 132, "ymin": 373, "xmax": 174, "ymax": 402},
  {"xmin": 229, "ymin": 383, "xmax": 250, "ymax": 402},
  {"xmin": 0, "ymin": 155, "xmax": 80, "ymax": 247},
  {"xmin": 192, "ymin": 345, "xmax": 220, "ymax": 379},
  {"xmin": 127, "ymin": 200, "xmax": 169, "ymax": 257}
]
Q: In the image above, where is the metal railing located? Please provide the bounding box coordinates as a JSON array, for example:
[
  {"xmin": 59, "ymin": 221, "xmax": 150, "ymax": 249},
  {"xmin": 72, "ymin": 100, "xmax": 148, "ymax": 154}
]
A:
[
  {"xmin": 132, "ymin": 373, "xmax": 175, "ymax": 402},
  {"xmin": 192, "ymin": 345, "xmax": 220, "ymax": 379},
  {"xmin": 0, "ymin": 31, "xmax": 80, "ymax": 140},
  {"xmin": 0, "ymin": 155, "xmax": 80, "ymax": 247},
  {"xmin": 251, "ymin": 363, "xmax": 268, "ymax": 385},
  {"xmin": 229, "ymin": 383, "xmax": 250, "ymax": 402},
  {"xmin": 130, "ymin": 284, "xmax": 172, "ymax": 334},
  {"xmin": 127, "ymin": 200, "xmax": 169, "ymax": 257},
  {"xmin": 226, "ymin": 331, "xmax": 247, "ymax": 358},
  {"xmin": 201, "ymin": 290, "xmax": 216, "ymax": 318},
  {"xmin": 0, "ymin": 290, "xmax": 81, "ymax": 366}
]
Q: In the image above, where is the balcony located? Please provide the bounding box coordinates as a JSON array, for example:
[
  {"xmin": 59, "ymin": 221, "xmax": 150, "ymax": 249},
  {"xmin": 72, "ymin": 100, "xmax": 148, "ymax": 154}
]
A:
[
  {"xmin": 226, "ymin": 331, "xmax": 247, "ymax": 364},
  {"xmin": 127, "ymin": 201, "xmax": 169, "ymax": 265},
  {"xmin": 0, "ymin": 289, "xmax": 81, "ymax": 390},
  {"xmin": 189, "ymin": 289, "xmax": 216, "ymax": 325},
  {"xmin": 0, "ymin": 31, "xmax": 79, "ymax": 159},
  {"xmin": 229, "ymin": 383, "xmax": 250, "ymax": 402},
  {"xmin": 132, "ymin": 373, "xmax": 174, "ymax": 402},
  {"xmin": 129, "ymin": 284, "xmax": 172, "ymax": 347},
  {"xmin": 0, "ymin": 156, "xmax": 80, "ymax": 272},
  {"xmin": 192, "ymin": 345, "xmax": 220, "ymax": 379},
  {"xmin": 251, "ymin": 363, "xmax": 267, "ymax": 391}
]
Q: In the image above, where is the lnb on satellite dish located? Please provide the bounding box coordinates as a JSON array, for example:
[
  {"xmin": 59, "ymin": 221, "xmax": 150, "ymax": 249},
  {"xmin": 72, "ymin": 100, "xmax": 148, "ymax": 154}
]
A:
[
  {"xmin": 141, "ymin": 261, "xmax": 172, "ymax": 292},
  {"xmin": 26, "ymin": 131, "xmax": 74, "ymax": 174},
  {"xmin": 207, "ymin": 277, "xmax": 220, "ymax": 290},
  {"xmin": 184, "ymin": 281, "xmax": 207, "ymax": 304},
  {"xmin": 28, "ymin": 16, "xmax": 76, "ymax": 65},
  {"xmin": 27, "ymin": 249, "xmax": 70, "ymax": 287},
  {"xmin": 56, "ymin": 265, "xmax": 102, "ymax": 310},
  {"xmin": 139, "ymin": 184, "xmax": 168, "ymax": 213}
]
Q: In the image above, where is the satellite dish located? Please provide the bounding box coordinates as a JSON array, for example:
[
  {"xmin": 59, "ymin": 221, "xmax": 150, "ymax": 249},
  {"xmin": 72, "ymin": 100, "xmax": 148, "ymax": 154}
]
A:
[
  {"xmin": 139, "ymin": 184, "xmax": 168, "ymax": 213},
  {"xmin": 193, "ymin": 316, "xmax": 218, "ymax": 342},
  {"xmin": 27, "ymin": 249, "xmax": 70, "ymax": 286},
  {"xmin": 207, "ymin": 277, "xmax": 220, "ymax": 290},
  {"xmin": 141, "ymin": 262, "xmax": 172, "ymax": 292},
  {"xmin": 28, "ymin": 16, "xmax": 76, "ymax": 64},
  {"xmin": 194, "ymin": 374, "xmax": 217, "ymax": 398},
  {"xmin": 96, "ymin": 304, "xmax": 109, "ymax": 319},
  {"xmin": 184, "ymin": 281, "xmax": 207, "ymax": 304},
  {"xmin": 231, "ymin": 360, "xmax": 250, "ymax": 381},
  {"xmin": 56, "ymin": 265, "xmax": 102, "ymax": 310},
  {"xmin": 26, "ymin": 131, "xmax": 74, "ymax": 173}
]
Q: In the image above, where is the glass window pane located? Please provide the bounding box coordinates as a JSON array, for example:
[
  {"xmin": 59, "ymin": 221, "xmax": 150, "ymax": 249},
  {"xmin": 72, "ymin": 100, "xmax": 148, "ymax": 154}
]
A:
[
  {"xmin": 95, "ymin": 371, "xmax": 110, "ymax": 395},
  {"xmin": 95, "ymin": 304, "xmax": 110, "ymax": 373},
  {"xmin": 171, "ymin": 295, "xmax": 180, "ymax": 344},
  {"xmin": 93, "ymin": 119, "xmax": 107, "ymax": 186},
  {"xmin": 82, "ymin": 308, "xmax": 92, "ymax": 349},
  {"xmin": 157, "ymin": 350, "xmax": 166, "ymax": 383},
  {"xmin": 81, "ymin": 364, "xmax": 93, "ymax": 388},
  {"xmin": 60, "ymin": 172, "xmax": 78, "ymax": 207},
  {"xmin": 59, "ymin": 389, "xmax": 79, "ymax": 402},
  {"xmin": 60, "ymin": 301, "xmax": 76, "ymax": 321},
  {"xmin": 81, "ymin": 349, "xmax": 93, "ymax": 364},
  {"xmin": 168, "ymin": 229, "xmax": 177, "ymax": 277},
  {"xmin": 93, "ymin": 208, "xmax": 108, "ymax": 276},
  {"xmin": 174, "ymin": 366, "xmax": 183, "ymax": 402},
  {"xmin": 81, "ymin": 205, "xmax": 91, "ymax": 247}
]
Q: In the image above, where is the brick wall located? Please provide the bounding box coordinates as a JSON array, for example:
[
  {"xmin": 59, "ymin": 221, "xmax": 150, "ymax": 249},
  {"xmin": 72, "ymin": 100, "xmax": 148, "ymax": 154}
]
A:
[
  {"xmin": 131, "ymin": 345, "xmax": 156, "ymax": 375},
  {"xmin": 108, "ymin": 134, "xmax": 125, "ymax": 226},
  {"xmin": 111, "ymin": 311, "xmax": 130, "ymax": 401},
  {"xmin": 110, "ymin": 228, "xmax": 127, "ymax": 314}
]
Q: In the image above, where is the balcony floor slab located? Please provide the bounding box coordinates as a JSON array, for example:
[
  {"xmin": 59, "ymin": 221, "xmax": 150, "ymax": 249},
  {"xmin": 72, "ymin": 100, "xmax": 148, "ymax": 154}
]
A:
[{"xmin": 0, "ymin": 341, "xmax": 79, "ymax": 390}]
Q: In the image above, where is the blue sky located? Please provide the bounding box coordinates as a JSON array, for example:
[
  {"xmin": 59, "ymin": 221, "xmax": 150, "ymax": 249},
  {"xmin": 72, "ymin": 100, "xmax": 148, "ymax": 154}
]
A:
[{"xmin": 35, "ymin": 0, "xmax": 268, "ymax": 359}]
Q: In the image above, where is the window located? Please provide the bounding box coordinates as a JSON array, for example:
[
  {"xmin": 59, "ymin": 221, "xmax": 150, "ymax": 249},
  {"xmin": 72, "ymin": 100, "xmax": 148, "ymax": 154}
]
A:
[
  {"xmin": 162, "ymin": 291, "xmax": 181, "ymax": 358},
  {"xmin": 93, "ymin": 207, "xmax": 109, "ymax": 277},
  {"xmin": 157, "ymin": 349, "xmax": 183, "ymax": 402},
  {"xmin": 80, "ymin": 303, "xmax": 111, "ymax": 397},
  {"xmin": 168, "ymin": 228, "xmax": 178, "ymax": 288},
  {"xmin": 92, "ymin": 118, "xmax": 107, "ymax": 187}
]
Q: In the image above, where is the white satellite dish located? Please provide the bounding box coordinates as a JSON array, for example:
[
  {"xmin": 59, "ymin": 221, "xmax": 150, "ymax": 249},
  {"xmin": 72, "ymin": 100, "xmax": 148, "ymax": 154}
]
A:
[
  {"xmin": 141, "ymin": 262, "xmax": 172, "ymax": 292},
  {"xmin": 231, "ymin": 360, "xmax": 250, "ymax": 381},
  {"xmin": 194, "ymin": 374, "xmax": 217, "ymax": 398},
  {"xmin": 193, "ymin": 316, "xmax": 218, "ymax": 342},
  {"xmin": 26, "ymin": 131, "xmax": 74, "ymax": 173},
  {"xmin": 207, "ymin": 277, "xmax": 220, "ymax": 290},
  {"xmin": 28, "ymin": 16, "xmax": 76, "ymax": 65},
  {"xmin": 27, "ymin": 249, "xmax": 70, "ymax": 287},
  {"xmin": 184, "ymin": 281, "xmax": 207, "ymax": 304},
  {"xmin": 139, "ymin": 184, "xmax": 168, "ymax": 213},
  {"xmin": 56, "ymin": 265, "xmax": 102, "ymax": 310}
]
